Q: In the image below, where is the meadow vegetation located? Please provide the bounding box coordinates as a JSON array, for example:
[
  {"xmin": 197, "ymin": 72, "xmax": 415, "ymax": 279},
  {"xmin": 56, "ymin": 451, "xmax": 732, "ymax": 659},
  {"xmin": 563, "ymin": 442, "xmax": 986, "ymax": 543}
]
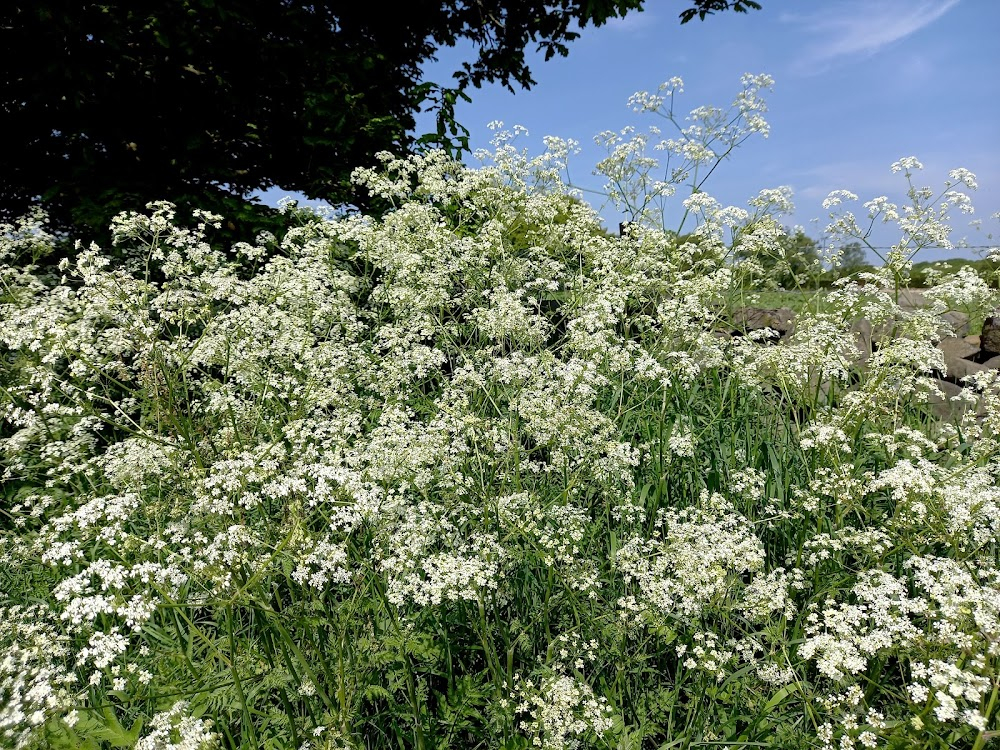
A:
[{"xmin": 2, "ymin": 75, "xmax": 999, "ymax": 750}]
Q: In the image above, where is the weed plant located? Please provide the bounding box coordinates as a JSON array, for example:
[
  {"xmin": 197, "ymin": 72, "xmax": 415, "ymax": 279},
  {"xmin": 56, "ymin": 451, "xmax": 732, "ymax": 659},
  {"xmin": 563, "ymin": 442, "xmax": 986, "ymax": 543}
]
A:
[{"xmin": 2, "ymin": 75, "xmax": 1000, "ymax": 750}]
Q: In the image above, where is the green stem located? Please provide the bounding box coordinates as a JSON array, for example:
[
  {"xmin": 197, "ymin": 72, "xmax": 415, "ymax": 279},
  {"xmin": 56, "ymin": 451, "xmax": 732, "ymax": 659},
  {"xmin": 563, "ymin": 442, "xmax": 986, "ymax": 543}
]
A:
[
  {"xmin": 225, "ymin": 604, "xmax": 261, "ymax": 748},
  {"xmin": 971, "ymin": 677, "xmax": 998, "ymax": 750}
]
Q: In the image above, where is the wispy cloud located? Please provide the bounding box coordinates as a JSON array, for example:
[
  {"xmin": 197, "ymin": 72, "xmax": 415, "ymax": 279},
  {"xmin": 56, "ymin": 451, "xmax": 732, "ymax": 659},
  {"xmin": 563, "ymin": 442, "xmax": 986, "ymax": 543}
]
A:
[
  {"xmin": 601, "ymin": 10, "xmax": 657, "ymax": 34},
  {"xmin": 783, "ymin": 0, "xmax": 960, "ymax": 72}
]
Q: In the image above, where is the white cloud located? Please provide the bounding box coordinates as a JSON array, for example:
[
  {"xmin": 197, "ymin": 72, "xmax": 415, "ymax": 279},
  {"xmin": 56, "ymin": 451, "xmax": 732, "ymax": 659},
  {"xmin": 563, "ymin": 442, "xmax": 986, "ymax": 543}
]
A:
[{"xmin": 783, "ymin": 0, "xmax": 960, "ymax": 71}]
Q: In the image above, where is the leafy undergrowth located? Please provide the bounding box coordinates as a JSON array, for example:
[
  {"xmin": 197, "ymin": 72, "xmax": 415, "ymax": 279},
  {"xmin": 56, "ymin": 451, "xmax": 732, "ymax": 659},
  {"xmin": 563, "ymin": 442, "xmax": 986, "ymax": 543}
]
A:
[{"xmin": 3, "ymin": 78, "xmax": 1000, "ymax": 750}]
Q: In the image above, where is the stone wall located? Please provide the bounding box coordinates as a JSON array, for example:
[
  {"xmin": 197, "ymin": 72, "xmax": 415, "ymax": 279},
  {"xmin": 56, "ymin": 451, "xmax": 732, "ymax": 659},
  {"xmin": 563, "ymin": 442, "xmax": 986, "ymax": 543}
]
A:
[{"xmin": 724, "ymin": 296, "xmax": 1000, "ymax": 421}]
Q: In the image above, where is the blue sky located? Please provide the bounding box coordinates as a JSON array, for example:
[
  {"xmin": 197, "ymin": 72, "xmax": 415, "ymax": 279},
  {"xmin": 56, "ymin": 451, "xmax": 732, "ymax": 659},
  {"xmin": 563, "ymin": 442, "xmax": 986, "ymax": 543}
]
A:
[{"xmin": 262, "ymin": 0, "xmax": 999, "ymax": 262}]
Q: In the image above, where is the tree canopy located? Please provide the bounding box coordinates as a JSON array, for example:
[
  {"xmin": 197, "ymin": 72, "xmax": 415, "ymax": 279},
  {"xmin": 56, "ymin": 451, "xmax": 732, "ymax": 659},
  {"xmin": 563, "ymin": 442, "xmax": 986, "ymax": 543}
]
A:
[{"xmin": 1, "ymin": 1, "xmax": 764, "ymax": 239}]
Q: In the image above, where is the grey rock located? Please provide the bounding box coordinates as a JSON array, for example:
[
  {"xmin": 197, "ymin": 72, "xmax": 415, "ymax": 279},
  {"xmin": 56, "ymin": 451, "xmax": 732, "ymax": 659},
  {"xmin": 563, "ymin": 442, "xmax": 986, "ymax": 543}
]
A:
[
  {"xmin": 897, "ymin": 289, "xmax": 928, "ymax": 309},
  {"xmin": 982, "ymin": 310, "xmax": 1000, "ymax": 355},
  {"xmin": 732, "ymin": 307, "xmax": 795, "ymax": 338},
  {"xmin": 851, "ymin": 318, "xmax": 873, "ymax": 363},
  {"xmin": 945, "ymin": 357, "xmax": 991, "ymax": 384},
  {"xmin": 937, "ymin": 336, "xmax": 981, "ymax": 362},
  {"xmin": 870, "ymin": 319, "xmax": 901, "ymax": 348},
  {"xmin": 940, "ymin": 311, "xmax": 970, "ymax": 338},
  {"xmin": 935, "ymin": 337, "xmax": 983, "ymax": 383},
  {"xmin": 925, "ymin": 379, "xmax": 979, "ymax": 422},
  {"xmin": 851, "ymin": 317, "xmax": 905, "ymax": 362}
]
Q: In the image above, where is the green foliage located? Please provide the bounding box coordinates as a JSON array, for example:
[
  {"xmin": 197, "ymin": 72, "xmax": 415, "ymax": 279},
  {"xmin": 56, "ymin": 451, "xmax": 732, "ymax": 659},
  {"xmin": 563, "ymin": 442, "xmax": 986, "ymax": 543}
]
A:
[
  {"xmin": 1, "ymin": 1, "xmax": 759, "ymax": 244},
  {"xmin": 836, "ymin": 241, "xmax": 868, "ymax": 276},
  {"xmin": 678, "ymin": 0, "xmax": 764, "ymax": 24},
  {"xmin": 775, "ymin": 227, "xmax": 823, "ymax": 287},
  {"xmin": 909, "ymin": 256, "xmax": 1000, "ymax": 288},
  {"xmin": 738, "ymin": 226, "xmax": 823, "ymax": 289}
]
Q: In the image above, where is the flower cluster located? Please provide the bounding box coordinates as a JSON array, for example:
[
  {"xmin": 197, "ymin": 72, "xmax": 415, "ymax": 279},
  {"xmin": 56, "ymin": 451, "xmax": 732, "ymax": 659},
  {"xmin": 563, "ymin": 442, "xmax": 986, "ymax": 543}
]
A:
[
  {"xmin": 1, "ymin": 72, "xmax": 997, "ymax": 750},
  {"xmin": 511, "ymin": 672, "xmax": 614, "ymax": 750},
  {"xmin": 616, "ymin": 493, "xmax": 765, "ymax": 624}
]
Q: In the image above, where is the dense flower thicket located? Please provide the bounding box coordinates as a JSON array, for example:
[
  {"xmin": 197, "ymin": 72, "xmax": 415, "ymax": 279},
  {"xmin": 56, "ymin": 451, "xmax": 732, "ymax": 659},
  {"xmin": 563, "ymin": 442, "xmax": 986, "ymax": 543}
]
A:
[{"xmin": 2, "ymin": 76, "xmax": 999, "ymax": 749}]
